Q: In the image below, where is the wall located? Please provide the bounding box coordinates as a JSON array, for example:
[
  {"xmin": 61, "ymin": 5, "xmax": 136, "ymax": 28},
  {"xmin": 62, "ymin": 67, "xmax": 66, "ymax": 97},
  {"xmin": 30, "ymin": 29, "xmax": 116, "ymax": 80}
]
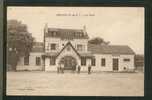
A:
[
  {"xmin": 45, "ymin": 37, "xmax": 88, "ymax": 53},
  {"xmin": 16, "ymin": 52, "xmax": 44, "ymax": 71},
  {"xmin": 16, "ymin": 50, "xmax": 134, "ymax": 72},
  {"xmin": 92, "ymin": 54, "xmax": 113, "ymax": 72},
  {"xmin": 45, "ymin": 57, "xmax": 57, "ymax": 71},
  {"xmin": 88, "ymin": 54, "xmax": 135, "ymax": 72},
  {"xmin": 79, "ymin": 59, "xmax": 91, "ymax": 72},
  {"xmin": 44, "ymin": 52, "xmax": 135, "ymax": 72},
  {"xmin": 119, "ymin": 55, "xmax": 135, "ymax": 71}
]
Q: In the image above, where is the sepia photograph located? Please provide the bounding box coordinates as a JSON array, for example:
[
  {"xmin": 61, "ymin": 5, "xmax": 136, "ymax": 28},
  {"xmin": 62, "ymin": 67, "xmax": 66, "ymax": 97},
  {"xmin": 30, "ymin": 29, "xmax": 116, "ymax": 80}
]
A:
[{"xmin": 6, "ymin": 7, "xmax": 144, "ymax": 96}]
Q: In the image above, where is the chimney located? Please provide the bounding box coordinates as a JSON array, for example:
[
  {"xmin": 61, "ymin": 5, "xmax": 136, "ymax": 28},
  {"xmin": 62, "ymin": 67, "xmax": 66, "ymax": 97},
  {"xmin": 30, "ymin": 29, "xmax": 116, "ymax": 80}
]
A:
[
  {"xmin": 44, "ymin": 23, "xmax": 48, "ymax": 53},
  {"xmin": 44, "ymin": 23, "xmax": 48, "ymax": 34},
  {"xmin": 83, "ymin": 25, "xmax": 87, "ymax": 36}
]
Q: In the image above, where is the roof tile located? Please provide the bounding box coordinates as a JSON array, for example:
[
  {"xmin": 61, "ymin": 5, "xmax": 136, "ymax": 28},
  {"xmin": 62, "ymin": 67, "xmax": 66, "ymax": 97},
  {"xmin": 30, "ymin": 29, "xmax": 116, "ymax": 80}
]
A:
[
  {"xmin": 88, "ymin": 44, "xmax": 135, "ymax": 55},
  {"xmin": 45, "ymin": 28, "xmax": 89, "ymax": 39}
]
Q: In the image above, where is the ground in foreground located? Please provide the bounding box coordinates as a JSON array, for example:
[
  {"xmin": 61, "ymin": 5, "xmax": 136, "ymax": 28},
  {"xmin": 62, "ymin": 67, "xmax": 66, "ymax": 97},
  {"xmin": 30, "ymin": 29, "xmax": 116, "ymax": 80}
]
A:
[{"xmin": 7, "ymin": 72, "xmax": 144, "ymax": 96}]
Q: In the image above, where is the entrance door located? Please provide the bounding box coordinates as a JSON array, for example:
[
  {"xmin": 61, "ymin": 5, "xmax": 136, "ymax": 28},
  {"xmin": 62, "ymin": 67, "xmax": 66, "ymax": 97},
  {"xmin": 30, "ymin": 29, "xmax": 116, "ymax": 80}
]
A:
[
  {"xmin": 113, "ymin": 58, "xmax": 119, "ymax": 71},
  {"xmin": 60, "ymin": 56, "xmax": 77, "ymax": 70}
]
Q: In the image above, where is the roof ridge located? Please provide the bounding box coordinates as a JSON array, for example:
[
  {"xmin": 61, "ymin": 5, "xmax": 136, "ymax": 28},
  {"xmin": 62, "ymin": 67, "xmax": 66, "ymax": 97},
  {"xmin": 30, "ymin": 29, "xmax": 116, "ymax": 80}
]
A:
[
  {"xmin": 48, "ymin": 27, "xmax": 83, "ymax": 31},
  {"xmin": 88, "ymin": 43, "xmax": 135, "ymax": 54},
  {"xmin": 88, "ymin": 43, "xmax": 129, "ymax": 47},
  {"xmin": 56, "ymin": 42, "xmax": 81, "ymax": 58}
]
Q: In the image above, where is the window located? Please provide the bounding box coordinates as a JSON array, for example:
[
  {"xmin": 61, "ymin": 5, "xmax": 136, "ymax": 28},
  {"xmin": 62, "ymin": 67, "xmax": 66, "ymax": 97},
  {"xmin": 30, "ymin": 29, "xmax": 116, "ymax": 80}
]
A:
[
  {"xmin": 50, "ymin": 57, "xmax": 56, "ymax": 65},
  {"xmin": 91, "ymin": 58, "xmax": 96, "ymax": 66},
  {"xmin": 77, "ymin": 44, "xmax": 83, "ymax": 51},
  {"xmin": 51, "ymin": 31, "xmax": 57, "ymax": 37},
  {"xmin": 36, "ymin": 57, "xmax": 41, "ymax": 66},
  {"xmin": 24, "ymin": 55, "xmax": 29, "ymax": 65},
  {"xmin": 124, "ymin": 58, "xmax": 130, "ymax": 62},
  {"xmin": 77, "ymin": 44, "xmax": 85, "ymax": 51},
  {"xmin": 101, "ymin": 58, "xmax": 106, "ymax": 66},
  {"xmin": 53, "ymin": 32, "xmax": 56, "ymax": 36},
  {"xmin": 46, "ymin": 45, "xmax": 49, "ymax": 51},
  {"xmin": 79, "ymin": 33, "xmax": 83, "ymax": 37},
  {"xmin": 50, "ymin": 43, "xmax": 56, "ymax": 50},
  {"xmin": 81, "ymin": 57, "xmax": 86, "ymax": 66}
]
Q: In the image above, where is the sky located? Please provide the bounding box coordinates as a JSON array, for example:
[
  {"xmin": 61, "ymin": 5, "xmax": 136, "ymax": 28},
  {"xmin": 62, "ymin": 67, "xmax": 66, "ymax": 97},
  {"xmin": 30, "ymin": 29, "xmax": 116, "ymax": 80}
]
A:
[{"xmin": 7, "ymin": 7, "xmax": 144, "ymax": 54}]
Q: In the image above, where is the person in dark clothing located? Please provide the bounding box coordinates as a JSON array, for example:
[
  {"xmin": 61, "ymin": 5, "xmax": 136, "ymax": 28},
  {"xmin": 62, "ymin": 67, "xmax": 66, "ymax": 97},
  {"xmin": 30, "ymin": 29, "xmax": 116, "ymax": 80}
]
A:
[
  {"xmin": 77, "ymin": 65, "xmax": 81, "ymax": 74},
  {"xmin": 57, "ymin": 65, "xmax": 60, "ymax": 73},
  {"xmin": 57, "ymin": 63, "xmax": 61, "ymax": 73},
  {"xmin": 61, "ymin": 63, "xmax": 64, "ymax": 73},
  {"xmin": 88, "ymin": 64, "xmax": 92, "ymax": 74}
]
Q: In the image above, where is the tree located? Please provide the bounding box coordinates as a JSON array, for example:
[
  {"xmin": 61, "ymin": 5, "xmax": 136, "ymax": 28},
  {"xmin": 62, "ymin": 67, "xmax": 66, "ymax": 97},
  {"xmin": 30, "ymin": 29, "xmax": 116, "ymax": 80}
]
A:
[
  {"xmin": 7, "ymin": 20, "xmax": 34, "ymax": 71},
  {"xmin": 88, "ymin": 37, "xmax": 110, "ymax": 45}
]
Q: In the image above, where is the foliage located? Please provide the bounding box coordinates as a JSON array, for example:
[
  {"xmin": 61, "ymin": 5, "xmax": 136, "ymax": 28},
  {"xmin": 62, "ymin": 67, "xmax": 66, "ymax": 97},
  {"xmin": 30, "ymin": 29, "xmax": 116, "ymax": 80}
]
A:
[
  {"xmin": 7, "ymin": 20, "xmax": 34, "ymax": 70},
  {"xmin": 88, "ymin": 37, "xmax": 110, "ymax": 45}
]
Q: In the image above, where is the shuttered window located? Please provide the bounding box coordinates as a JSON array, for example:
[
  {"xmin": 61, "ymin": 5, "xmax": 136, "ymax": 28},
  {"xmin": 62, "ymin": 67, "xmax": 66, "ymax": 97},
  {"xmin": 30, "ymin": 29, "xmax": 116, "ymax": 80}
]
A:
[
  {"xmin": 24, "ymin": 55, "xmax": 29, "ymax": 65},
  {"xmin": 36, "ymin": 57, "xmax": 41, "ymax": 66},
  {"xmin": 91, "ymin": 58, "xmax": 96, "ymax": 66},
  {"xmin": 81, "ymin": 57, "xmax": 86, "ymax": 66},
  {"xmin": 101, "ymin": 58, "xmax": 106, "ymax": 66},
  {"xmin": 50, "ymin": 57, "xmax": 56, "ymax": 65}
]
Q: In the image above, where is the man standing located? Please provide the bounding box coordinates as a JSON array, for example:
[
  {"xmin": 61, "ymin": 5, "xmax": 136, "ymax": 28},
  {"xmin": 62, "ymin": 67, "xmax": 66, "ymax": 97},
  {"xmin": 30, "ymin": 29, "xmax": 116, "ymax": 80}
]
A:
[
  {"xmin": 61, "ymin": 62, "xmax": 64, "ymax": 73},
  {"xmin": 77, "ymin": 65, "xmax": 81, "ymax": 74},
  {"xmin": 57, "ymin": 63, "xmax": 60, "ymax": 73},
  {"xmin": 88, "ymin": 64, "xmax": 92, "ymax": 74}
]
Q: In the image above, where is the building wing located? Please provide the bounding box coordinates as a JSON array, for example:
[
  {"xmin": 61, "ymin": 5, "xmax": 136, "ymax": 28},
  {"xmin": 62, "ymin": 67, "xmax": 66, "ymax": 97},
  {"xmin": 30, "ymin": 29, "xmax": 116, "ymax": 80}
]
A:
[{"xmin": 88, "ymin": 43, "xmax": 135, "ymax": 55}]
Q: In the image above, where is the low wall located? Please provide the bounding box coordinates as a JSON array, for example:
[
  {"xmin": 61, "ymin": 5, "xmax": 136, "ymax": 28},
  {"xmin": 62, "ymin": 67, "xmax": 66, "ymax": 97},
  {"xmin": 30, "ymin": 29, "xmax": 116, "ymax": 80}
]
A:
[{"xmin": 16, "ymin": 65, "xmax": 43, "ymax": 71}]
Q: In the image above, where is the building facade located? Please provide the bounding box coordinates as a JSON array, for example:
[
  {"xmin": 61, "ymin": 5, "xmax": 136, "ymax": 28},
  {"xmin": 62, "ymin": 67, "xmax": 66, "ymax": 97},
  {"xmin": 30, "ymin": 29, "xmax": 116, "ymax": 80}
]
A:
[{"xmin": 16, "ymin": 25, "xmax": 135, "ymax": 72}]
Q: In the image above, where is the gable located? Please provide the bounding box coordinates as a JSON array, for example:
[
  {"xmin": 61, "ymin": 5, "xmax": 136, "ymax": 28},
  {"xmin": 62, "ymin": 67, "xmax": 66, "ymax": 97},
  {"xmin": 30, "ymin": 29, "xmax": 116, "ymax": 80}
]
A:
[{"xmin": 56, "ymin": 42, "xmax": 81, "ymax": 59}]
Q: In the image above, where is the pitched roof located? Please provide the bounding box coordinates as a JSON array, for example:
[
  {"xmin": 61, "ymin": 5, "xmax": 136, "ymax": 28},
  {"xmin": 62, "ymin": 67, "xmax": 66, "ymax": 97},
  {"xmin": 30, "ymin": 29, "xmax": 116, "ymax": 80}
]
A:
[
  {"xmin": 88, "ymin": 44, "xmax": 135, "ymax": 55},
  {"xmin": 45, "ymin": 28, "xmax": 89, "ymax": 39},
  {"xmin": 56, "ymin": 42, "xmax": 81, "ymax": 58},
  {"xmin": 43, "ymin": 52, "xmax": 58, "ymax": 57},
  {"xmin": 135, "ymin": 54, "xmax": 144, "ymax": 60},
  {"xmin": 79, "ymin": 52, "xmax": 94, "ymax": 58},
  {"xmin": 31, "ymin": 42, "xmax": 44, "ymax": 52}
]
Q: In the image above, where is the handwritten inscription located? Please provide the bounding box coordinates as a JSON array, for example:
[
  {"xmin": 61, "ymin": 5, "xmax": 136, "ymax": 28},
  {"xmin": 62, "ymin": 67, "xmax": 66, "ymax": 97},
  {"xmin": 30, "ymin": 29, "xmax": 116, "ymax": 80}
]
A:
[{"xmin": 56, "ymin": 13, "xmax": 95, "ymax": 16}]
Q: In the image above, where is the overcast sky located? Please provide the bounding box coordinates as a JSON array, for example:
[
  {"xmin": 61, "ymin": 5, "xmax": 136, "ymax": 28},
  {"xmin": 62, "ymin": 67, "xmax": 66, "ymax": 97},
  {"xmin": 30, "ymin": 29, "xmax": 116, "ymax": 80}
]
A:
[{"xmin": 7, "ymin": 7, "xmax": 144, "ymax": 54}]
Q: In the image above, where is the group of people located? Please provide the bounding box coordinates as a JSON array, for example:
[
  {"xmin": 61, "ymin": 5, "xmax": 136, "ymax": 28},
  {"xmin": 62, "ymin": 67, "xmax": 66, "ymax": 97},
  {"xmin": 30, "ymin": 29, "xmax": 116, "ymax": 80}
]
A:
[
  {"xmin": 57, "ymin": 63, "xmax": 92, "ymax": 74},
  {"xmin": 76, "ymin": 64, "xmax": 92, "ymax": 74}
]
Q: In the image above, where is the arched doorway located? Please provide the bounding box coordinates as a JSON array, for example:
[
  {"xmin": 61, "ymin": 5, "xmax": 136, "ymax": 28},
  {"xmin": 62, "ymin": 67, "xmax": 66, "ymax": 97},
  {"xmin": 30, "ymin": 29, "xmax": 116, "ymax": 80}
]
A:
[{"xmin": 59, "ymin": 56, "xmax": 77, "ymax": 70}]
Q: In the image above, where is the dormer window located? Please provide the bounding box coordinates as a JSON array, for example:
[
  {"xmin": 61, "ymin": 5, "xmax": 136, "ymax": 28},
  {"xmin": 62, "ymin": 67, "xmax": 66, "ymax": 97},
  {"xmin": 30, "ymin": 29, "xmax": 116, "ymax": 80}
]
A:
[
  {"xmin": 79, "ymin": 33, "xmax": 83, "ymax": 37},
  {"xmin": 51, "ymin": 31, "xmax": 56, "ymax": 37},
  {"xmin": 53, "ymin": 31, "xmax": 57, "ymax": 36},
  {"xmin": 75, "ymin": 33, "xmax": 79, "ymax": 37}
]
